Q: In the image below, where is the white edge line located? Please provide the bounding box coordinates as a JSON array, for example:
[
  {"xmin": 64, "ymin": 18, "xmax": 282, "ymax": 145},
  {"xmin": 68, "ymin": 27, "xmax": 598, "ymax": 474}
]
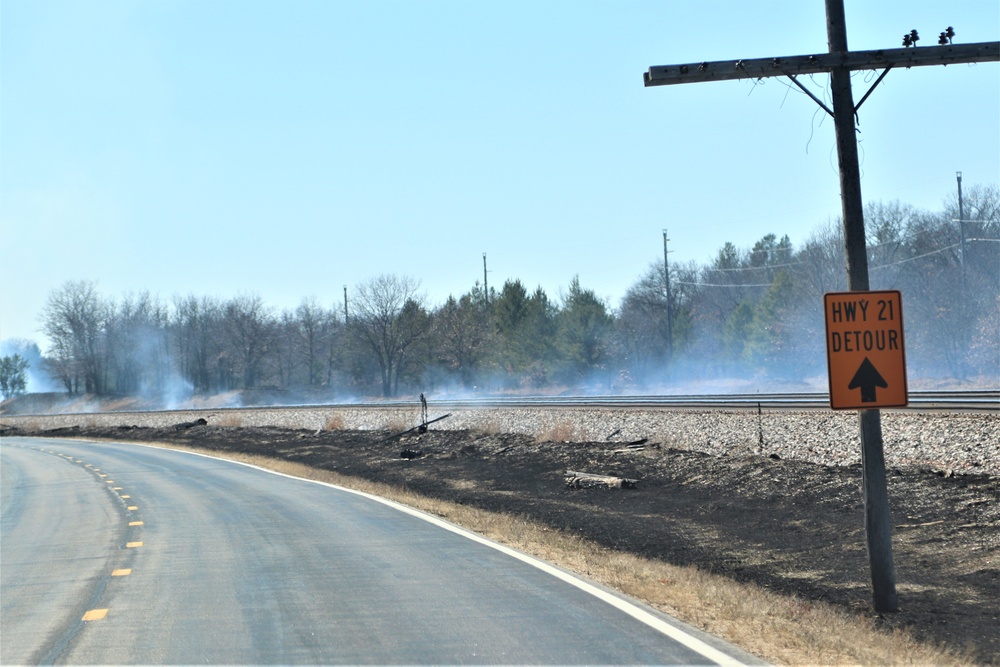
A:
[{"xmin": 125, "ymin": 442, "xmax": 748, "ymax": 666}]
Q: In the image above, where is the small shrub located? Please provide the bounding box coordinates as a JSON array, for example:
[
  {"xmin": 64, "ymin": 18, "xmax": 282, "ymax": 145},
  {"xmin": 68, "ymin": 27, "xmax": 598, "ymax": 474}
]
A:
[
  {"xmin": 384, "ymin": 419, "xmax": 408, "ymax": 434},
  {"xmin": 16, "ymin": 419, "xmax": 39, "ymax": 432},
  {"xmin": 472, "ymin": 418, "xmax": 504, "ymax": 436},
  {"xmin": 536, "ymin": 420, "xmax": 577, "ymax": 443},
  {"xmin": 324, "ymin": 413, "xmax": 345, "ymax": 431}
]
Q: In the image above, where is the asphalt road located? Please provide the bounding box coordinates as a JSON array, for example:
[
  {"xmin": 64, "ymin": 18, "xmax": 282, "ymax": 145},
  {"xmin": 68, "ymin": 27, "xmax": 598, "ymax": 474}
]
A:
[{"xmin": 1, "ymin": 437, "xmax": 757, "ymax": 665}]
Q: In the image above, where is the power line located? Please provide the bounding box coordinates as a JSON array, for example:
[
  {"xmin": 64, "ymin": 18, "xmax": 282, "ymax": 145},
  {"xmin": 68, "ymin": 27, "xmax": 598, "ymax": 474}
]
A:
[
  {"xmin": 675, "ymin": 280, "xmax": 774, "ymax": 288},
  {"xmin": 676, "ymin": 240, "xmax": 980, "ymax": 287},
  {"xmin": 704, "ymin": 260, "xmax": 805, "ymax": 272},
  {"xmin": 869, "ymin": 243, "xmax": 962, "ymax": 269}
]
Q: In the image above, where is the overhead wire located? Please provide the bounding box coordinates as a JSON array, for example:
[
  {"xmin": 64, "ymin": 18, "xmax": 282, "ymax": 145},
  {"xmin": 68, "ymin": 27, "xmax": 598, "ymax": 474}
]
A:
[{"xmin": 672, "ymin": 239, "xmax": 985, "ymax": 287}]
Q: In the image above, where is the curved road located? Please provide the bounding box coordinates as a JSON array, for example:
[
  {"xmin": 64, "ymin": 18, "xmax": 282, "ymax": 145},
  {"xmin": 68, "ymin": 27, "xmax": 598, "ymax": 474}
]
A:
[{"xmin": 2, "ymin": 437, "xmax": 757, "ymax": 665}]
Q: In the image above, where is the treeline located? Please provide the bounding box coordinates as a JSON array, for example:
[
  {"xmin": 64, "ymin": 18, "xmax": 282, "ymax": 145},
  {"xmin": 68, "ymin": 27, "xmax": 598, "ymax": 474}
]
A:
[{"xmin": 25, "ymin": 186, "xmax": 1000, "ymax": 399}]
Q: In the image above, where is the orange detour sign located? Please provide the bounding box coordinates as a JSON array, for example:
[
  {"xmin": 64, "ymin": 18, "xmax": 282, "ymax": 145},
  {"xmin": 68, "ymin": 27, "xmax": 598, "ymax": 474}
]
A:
[{"xmin": 824, "ymin": 290, "xmax": 908, "ymax": 410}]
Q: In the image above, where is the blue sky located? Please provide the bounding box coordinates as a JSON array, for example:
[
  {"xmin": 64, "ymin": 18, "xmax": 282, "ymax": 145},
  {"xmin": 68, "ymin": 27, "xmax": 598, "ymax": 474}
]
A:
[{"xmin": 2, "ymin": 0, "xmax": 998, "ymax": 350}]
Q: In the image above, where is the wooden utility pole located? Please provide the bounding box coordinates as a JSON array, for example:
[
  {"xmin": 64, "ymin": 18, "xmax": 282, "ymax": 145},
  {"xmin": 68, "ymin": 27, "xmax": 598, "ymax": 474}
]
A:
[
  {"xmin": 662, "ymin": 230, "xmax": 674, "ymax": 361},
  {"xmin": 956, "ymin": 172, "xmax": 968, "ymax": 295},
  {"xmin": 643, "ymin": 0, "xmax": 998, "ymax": 613},
  {"xmin": 483, "ymin": 253, "xmax": 490, "ymax": 304}
]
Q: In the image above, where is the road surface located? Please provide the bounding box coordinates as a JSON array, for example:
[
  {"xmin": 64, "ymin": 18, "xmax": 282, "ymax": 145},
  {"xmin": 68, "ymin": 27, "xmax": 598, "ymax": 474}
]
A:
[{"xmin": 1, "ymin": 437, "xmax": 757, "ymax": 665}]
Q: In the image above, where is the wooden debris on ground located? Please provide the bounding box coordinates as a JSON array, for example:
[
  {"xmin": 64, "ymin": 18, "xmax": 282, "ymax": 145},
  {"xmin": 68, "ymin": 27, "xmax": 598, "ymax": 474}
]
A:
[
  {"xmin": 612, "ymin": 438, "xmax": 658, "ymax": 454},
  {"xmin": 564, "ymin": 470, "xmax": 638, "ymax": 489}
]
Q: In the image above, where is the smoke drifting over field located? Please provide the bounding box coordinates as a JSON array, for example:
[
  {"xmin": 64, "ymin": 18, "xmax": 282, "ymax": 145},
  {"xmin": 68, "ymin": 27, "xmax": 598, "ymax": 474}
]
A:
[
  {"xmin": 0, "ymin": 339, "xmax": 59, "ymax": 394},
  {"xmin": 5, "ymin": 187, "xmax": 998, "ymax": 406}
]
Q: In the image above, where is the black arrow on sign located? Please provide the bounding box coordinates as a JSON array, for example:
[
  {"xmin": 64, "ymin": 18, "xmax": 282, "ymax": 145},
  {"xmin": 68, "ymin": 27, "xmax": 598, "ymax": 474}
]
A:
[{"xmin": 848, "ymin": 357, "xmax": 888, "ymax": 403}]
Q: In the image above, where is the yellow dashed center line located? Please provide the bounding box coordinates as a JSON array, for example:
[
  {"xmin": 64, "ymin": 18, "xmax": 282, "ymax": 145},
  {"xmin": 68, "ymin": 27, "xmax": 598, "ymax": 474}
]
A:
[{"xmin": 42, "ymin": 451, "xmax": 144, "ymax": 625}]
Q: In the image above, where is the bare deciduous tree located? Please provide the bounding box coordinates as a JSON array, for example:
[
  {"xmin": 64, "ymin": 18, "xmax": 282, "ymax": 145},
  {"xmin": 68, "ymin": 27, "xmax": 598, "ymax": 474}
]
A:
[
  {"xmin": 223, "ymin": 293, "xmax": 275, "ymax": 389},
  {"xmin": 40, "ymin": 280, "xmax": 108, "ymax": 394},
  {"xmin": 349, "ymin": 274, "xmax": 427, "ymax": 397}
]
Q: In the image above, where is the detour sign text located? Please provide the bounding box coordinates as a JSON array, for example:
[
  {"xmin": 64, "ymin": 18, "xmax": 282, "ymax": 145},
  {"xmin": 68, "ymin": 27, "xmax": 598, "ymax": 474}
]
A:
[{"xmin": 824, "ymin": 290, "xmax": 908, "ymax": 410}]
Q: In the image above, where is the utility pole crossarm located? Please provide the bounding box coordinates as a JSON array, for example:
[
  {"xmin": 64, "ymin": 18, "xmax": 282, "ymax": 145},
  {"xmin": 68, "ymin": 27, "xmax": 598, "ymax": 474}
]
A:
[{"xmin": 644, "ymin": 41, "xmax": 999, "ymax": 86}]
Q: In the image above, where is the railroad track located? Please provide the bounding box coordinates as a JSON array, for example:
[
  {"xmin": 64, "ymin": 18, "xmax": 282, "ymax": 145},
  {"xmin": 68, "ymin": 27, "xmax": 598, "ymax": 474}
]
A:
[
  {"xmin": 114, "ymin": 390, "xmax": 995, "ymax": 417},
  {"xmin": 343, "ymin": 390, "xmax": 997, "ymax": 413},
  {"xmin": 7, "ymin": 391, "xmax": 995, "ymax": 420}
]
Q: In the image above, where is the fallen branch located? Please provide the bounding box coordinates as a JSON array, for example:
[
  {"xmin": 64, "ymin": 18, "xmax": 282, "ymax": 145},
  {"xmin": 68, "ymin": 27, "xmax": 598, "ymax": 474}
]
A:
[
  {"xmin": 384, "ymin": 413, "xmax": 452, "ymax": 441},
  {"xmin": 896, "ymin": 520, "xmax": 944, "ymax": 529},
  {"xmin": 612, "ymin": 439, "xmax": 651, "ymax": 454},
  {"xmin": 564, "ymin": 470, "xmax": 638, "ymax": 489}
]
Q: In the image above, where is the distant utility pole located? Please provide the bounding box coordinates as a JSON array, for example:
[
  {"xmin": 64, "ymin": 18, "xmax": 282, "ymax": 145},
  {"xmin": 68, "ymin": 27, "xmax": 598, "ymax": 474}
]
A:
[
  {"xmin": 483, "ymin": 253, "xmax": 490, "ymax": 304},
  {"xmin": 956, "ymin": 171, "xmax": 968, "ymax": 294},
  {"xmin": 343, "ymin": 285, "xmax": 349, "ymax": 323},
  {"xmin": 955, "ymin": 171, "xmax": 970, "ymax": 381},
  {"xmin": 644, "ymin": 0, "xmax": 998, "ymax": 613},
  {"xmin": 662, "ymin": 230, "xmax": 674, "ymax": 361}
]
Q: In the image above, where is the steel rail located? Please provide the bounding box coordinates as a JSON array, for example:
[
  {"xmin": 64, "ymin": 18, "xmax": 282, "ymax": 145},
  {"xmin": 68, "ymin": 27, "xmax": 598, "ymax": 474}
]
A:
[
  {"xmin": 344, "ymin": 391, "xmax": 996, "ymax": 413},
  {"xmin": 13, "ymin": 391, "xmax": 996, "ymax": 419}
]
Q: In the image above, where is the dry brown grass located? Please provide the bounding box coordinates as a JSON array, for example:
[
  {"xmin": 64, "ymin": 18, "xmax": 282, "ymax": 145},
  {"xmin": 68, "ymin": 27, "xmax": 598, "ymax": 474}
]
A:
[
  {"xmin": 10, "ymin": 418, "xmax": 41, "ymax": 431},
  {"xmin": 470, "ymin": 418, "xmax": 505, "ymax": 436},
  {"xmin": 384, "ymin": 419, "xmax": 409, "ymax": 433},
  {"xmin": 103, "ymin": 398, "xmax": 139, "ymax": 412},
  {"xmin": 651, "ymin": 429, "xmax": 691, "ymax": 451},
  {"xmin": 142, "ymin": 444, "xmax": 974, "ymax": 666},
  {"xmin": 213, "ymin": 414, "xmax": 244, "ymax": 427},
  {"xmin": 323, "ymin": 413, "xmax": 345, "ymax": 431},
  {"xmin": 536, "ymin": 420, "xmax": 578, "ymax": 443}
]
